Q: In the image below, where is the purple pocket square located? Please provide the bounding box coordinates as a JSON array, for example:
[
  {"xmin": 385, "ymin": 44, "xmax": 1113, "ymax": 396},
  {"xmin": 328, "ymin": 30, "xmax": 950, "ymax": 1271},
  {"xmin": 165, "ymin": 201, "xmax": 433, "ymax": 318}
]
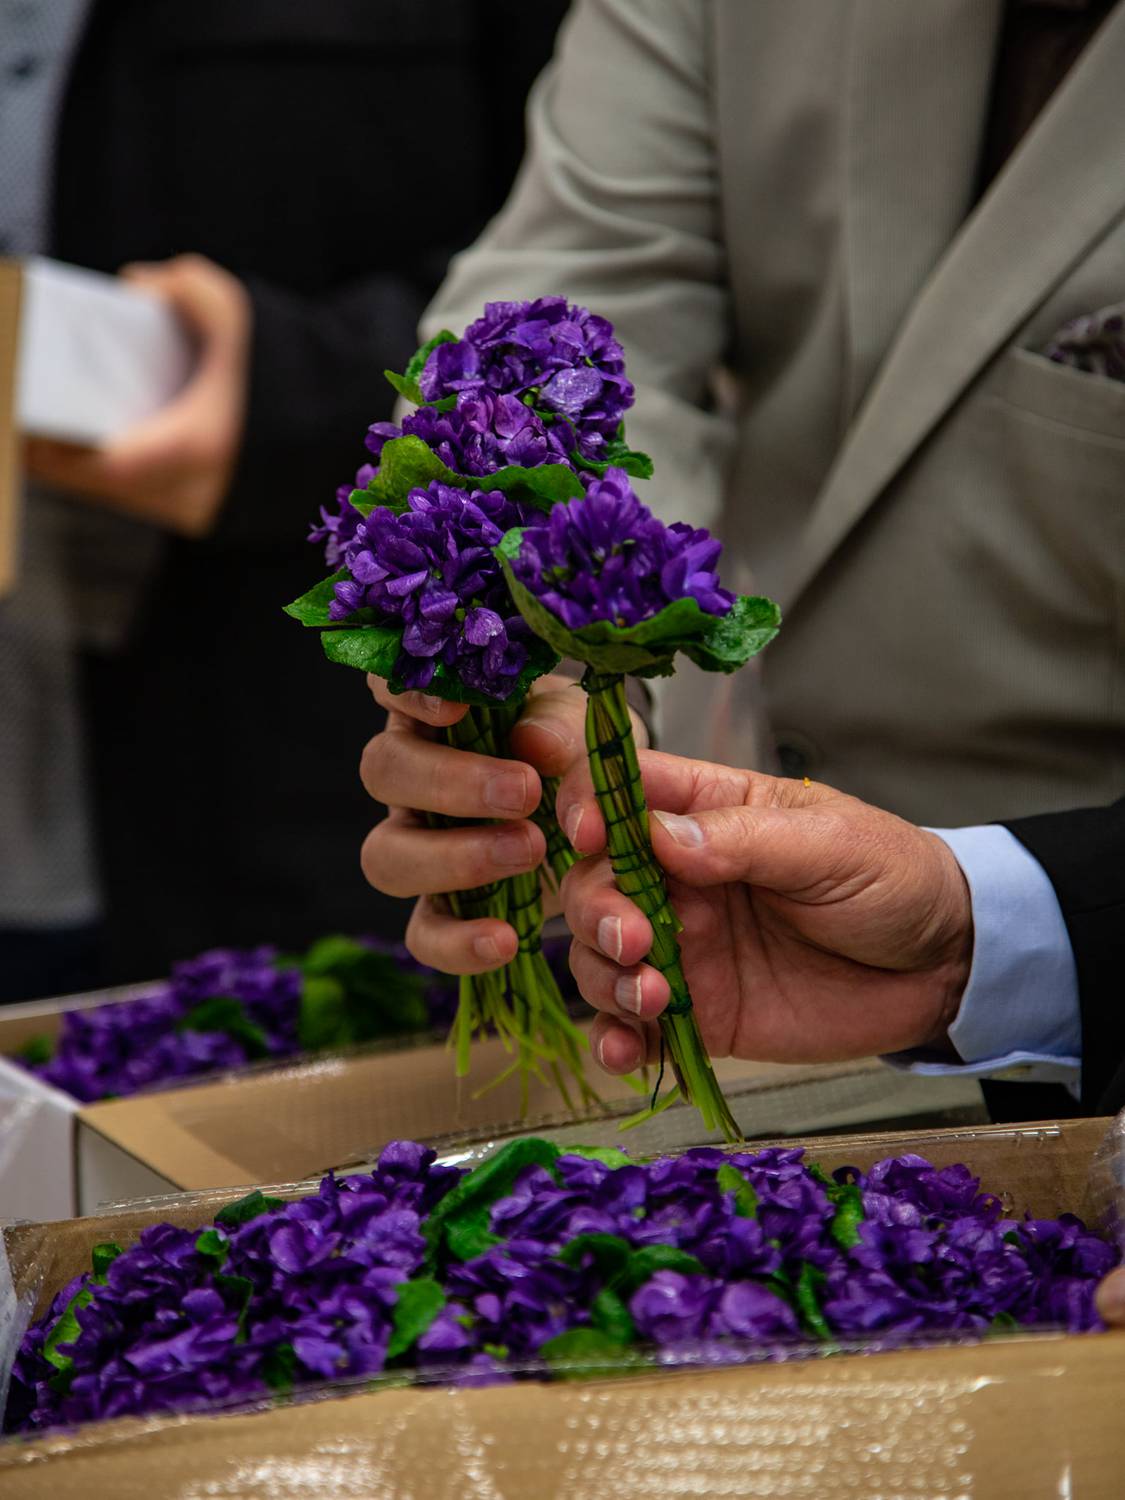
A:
[{"xmin": 1045, "ymin": 302, "xmax": 1125, "ymax": 380}]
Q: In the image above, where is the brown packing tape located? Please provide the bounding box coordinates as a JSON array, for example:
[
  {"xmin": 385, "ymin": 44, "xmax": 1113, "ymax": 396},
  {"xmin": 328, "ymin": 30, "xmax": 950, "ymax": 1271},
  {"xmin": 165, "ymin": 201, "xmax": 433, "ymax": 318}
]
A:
[
  {"xmin": 1, "ymin": 1117, "xmax": 1122, "ymax": 1497},
  {"xmin": 0, "ymin": 259, "xmax": 23, "ymax": 598}
]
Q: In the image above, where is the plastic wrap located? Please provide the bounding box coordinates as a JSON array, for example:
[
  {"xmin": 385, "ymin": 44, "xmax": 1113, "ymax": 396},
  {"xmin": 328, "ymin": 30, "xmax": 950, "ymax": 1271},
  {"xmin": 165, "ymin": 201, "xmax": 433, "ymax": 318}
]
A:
[{"xmin": 1, "ymin": 1116, "xmax": 1122, "ymax": 1497}]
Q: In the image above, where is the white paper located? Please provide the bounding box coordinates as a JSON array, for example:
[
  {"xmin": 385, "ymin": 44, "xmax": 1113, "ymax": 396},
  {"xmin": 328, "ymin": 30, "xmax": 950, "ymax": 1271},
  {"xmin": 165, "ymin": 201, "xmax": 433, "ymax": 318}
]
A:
[{"xmin": 16, "ymin": 256, "xmax": 194, "ymax": 444}]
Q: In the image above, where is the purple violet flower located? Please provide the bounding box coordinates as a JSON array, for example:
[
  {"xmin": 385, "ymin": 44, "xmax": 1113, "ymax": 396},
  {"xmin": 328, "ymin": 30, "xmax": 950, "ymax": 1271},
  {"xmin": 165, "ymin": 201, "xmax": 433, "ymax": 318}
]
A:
[
  {"xmin": 329, "ymin": 480, "xmax": 536, "ymax": 699},
  {"xmin": 512, "ymin": 468, "xmax": 735, "ymax": 630},
  {"xmin": 419, "ymin": 297, "xmax": 634, "ymax": 463}
]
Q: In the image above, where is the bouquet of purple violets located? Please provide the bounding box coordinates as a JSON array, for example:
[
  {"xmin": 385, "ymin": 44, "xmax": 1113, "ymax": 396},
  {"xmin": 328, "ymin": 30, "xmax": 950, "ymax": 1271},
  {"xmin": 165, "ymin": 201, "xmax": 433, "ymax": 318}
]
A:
[
  {"xmin": 5, "ymin": 1136, "xmax": 1115, "ymax": 1436},
  {"xmin": 288, "ymin": 299, "xmax": 657, "ymax": 1110},
  {"xmin": 288, "ymin": 297, "xmax": 780, "ymax": 1136},
  {"xmin": 498, "ymin": 472, "xmax": 780, "ymax": 1139}
]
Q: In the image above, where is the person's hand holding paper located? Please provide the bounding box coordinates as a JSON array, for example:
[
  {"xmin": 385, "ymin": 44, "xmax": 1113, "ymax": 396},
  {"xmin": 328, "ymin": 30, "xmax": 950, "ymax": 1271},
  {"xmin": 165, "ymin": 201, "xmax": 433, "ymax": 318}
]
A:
[{"xmin": 24, "ymin": 254, "xmax": 250, "ymax": 537}]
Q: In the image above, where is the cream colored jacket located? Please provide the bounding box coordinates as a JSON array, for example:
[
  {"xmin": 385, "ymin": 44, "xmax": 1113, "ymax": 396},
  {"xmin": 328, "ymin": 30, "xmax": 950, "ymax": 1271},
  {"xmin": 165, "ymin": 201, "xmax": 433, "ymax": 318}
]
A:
[{"xmin": 426, "ymin": 0, "xmax": 1125, "ymax": 827}]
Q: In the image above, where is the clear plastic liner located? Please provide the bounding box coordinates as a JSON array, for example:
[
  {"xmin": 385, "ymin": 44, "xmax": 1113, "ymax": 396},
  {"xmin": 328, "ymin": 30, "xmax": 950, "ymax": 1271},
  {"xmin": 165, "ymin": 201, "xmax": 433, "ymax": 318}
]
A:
[{"xmin": 0, "ymin": 1114, "xmax": 1121, "ymax": 1496}]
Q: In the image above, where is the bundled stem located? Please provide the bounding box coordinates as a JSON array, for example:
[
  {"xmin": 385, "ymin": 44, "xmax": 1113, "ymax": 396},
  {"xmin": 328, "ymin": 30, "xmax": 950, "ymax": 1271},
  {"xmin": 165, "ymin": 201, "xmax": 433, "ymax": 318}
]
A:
[
  {"xmin": 439, "ymin": 706, "xmax": 596, "ymax": 1110},
  {"xmin": 582, "ymin": 669, "xmax": 741, "ymax": 1142}
]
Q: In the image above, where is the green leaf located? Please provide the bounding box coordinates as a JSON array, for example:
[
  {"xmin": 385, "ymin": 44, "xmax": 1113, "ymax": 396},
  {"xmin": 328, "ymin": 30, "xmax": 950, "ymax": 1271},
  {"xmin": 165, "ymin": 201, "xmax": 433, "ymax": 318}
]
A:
[
  {"xmin": 483, "ymin": 462, "xmax": 585, "ymax": 509},
  {"xmin": 681, "ymin": 594, "xmax": 782, "ymax": 675},
  {"xmin": 539, "ymin": 1327, "xmax": 646, "ymax": 1380},
  {"xmin": 296, "ymin": 974, "xmax": 349, "ymax": 1053},
  {"xmin": 424, "ymin": 1137, "xmax": 562, "ymax": 1265},
  {"xmin": 216, "ymin": 1188, "xmax": 285, "ymax": 1229},
  {"xmin": 361, "ymin": 435, "xmax": 465, "ymax": 511},
  {"xmin": 383, "ymin": 368, "xmax": 425, "ymax": 405},
  {"xmin": 283, "ymin": 570, "xmax": 356, "ymax": 628},
  {"xmin": 717, "ymin": 1163, "xmax": 759, "ymax": 1220},
  {"xmin": 482, "ymin": 1342, "xmax": 509, "ymax": 1360},
  {"xmin": 445, "ymin": 1205, "xmax": 503, "ymax": 1264},
  {"xmin": 194, "ymin": 1228, "xmax": 230, "ymax": 1267},
  {"xmin": 319, "ymin": 623, "xmax": 404, "ymax": 679},
  {"xmin": 262, "ymin": 1342, "xmax": 298, "ymax": 1394},
  {"xmin": 589, "ymin": 1288, "xmax": 636, "ymax": 1345},
  {"xmin": 386, "ymin": 1276, "xmax": 446, "ymax": 1361},
  {"xmin": 573, "ymin": 439, "xmax": 654, "ymax": 482},
  {"xmin": 794, "ymin": 1262, "xmax": 832, "ymax": 1341},
  {"xmin": 177, "ymin": 997, "xmax": 270, "ymax": 1060},
  {"xmin": 404, "ymin": 330, "xmax": 458, "ymax": 390},
  {"xmin": 989, "ymin": 1311, "xmax": 1019, "ymax": 1333},
  {"xmin": 827, "ymin": 1183, "xmax": 865, "ymax": 1251},
  {"xmin": 499, "ymin": 528, "xmax": 781, "ymax": 678},
  {"xmin": 42, "ymin": 1286, "xmax": 94, "ymax": 1379},
  {"xmin": 558, "ymin": 1233, "xmax": 633, "ymax": 1279},
  {"xmin": 15, "ymin": 1034, "xmax": 53, "ymax": 1066},
  {"xmin": 563, "ymin": 1145, "xmax": 632, "ymax": 1169},
  {"xmin": 610, "ymin": 1246, "xmax": 705, "ymax": 1299},
  {"xmin": 90, "ymin": 1242, "xmax": 124, "ymax": 1283},
  {"xmin": 295, "ymin": 936, "xmax": 430, "ymax": 1048}
]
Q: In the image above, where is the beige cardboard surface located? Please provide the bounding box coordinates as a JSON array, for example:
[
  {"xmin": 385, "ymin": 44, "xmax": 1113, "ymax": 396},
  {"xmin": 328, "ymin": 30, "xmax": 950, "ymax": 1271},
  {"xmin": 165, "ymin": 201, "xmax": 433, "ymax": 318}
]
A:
[
  {"xmin": 0, "ymin": 259, "xmax": 22, "ymax": 598},
  {"xmin": 2, "ymin": 1117, "xmax": 1121, "ymax": 1498},
  {"xmin": 76, "ymin": 1041, "xmax": 905, "ymax": 1195}
]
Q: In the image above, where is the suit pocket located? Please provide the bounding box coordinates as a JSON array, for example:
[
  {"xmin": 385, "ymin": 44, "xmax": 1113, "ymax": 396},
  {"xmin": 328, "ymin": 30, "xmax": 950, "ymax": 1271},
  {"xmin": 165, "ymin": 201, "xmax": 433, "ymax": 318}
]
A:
[{"xmin": 993, "ymin": 346, "xmax": 1125, "ymax": 444}]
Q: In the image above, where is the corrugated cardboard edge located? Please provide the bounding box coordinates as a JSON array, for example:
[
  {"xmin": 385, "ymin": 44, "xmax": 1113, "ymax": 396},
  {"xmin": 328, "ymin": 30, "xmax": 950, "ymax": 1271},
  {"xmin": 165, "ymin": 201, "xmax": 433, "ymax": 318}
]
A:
[{"xmin": 0, "ymin": 260, "xmax": 22, "ymax": 598}]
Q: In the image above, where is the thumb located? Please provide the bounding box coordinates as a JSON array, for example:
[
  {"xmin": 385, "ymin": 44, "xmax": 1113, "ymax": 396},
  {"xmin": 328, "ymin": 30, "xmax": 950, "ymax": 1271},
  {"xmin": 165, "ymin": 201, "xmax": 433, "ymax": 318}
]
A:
[
  {"xmin": 509, "ymin": 680, "xmax": 588, "ymax": 777},
  {"xmin": 650, "ymin": 803, "xmax": 856, "ymax": 899},
  {"xmin": 120, "ymin": 256, "xmax": 248, "ymax": 362}
]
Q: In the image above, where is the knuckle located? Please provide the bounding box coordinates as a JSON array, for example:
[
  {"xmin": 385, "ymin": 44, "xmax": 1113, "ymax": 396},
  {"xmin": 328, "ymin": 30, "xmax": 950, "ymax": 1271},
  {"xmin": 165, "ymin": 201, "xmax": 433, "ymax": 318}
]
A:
[{"xmin": 360, "ymin": 819, "xmax": 409, "ymax": 896}]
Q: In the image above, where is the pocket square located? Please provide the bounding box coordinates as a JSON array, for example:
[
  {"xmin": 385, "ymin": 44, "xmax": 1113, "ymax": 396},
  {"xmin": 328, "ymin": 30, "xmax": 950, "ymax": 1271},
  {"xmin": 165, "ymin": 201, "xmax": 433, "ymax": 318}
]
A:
[{"xmin": 1045, "ymin": 302, "xmax": 1125, "ymax": 380}]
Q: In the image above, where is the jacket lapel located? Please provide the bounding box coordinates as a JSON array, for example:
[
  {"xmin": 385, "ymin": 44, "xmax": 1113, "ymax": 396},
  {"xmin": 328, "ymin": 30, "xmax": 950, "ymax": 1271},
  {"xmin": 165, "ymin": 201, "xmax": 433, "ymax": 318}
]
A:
[{"xmin": 783, "ymin": 0, "xmax": 1125, "ymax": 609}]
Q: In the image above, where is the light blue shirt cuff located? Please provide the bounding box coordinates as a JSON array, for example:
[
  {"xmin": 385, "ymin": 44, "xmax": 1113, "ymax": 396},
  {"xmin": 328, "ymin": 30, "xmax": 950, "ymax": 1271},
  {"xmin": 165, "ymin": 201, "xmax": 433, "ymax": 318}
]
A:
[{"xmin": 884, "ymin": 824, "xmax": 1081, "ymax": 1092}]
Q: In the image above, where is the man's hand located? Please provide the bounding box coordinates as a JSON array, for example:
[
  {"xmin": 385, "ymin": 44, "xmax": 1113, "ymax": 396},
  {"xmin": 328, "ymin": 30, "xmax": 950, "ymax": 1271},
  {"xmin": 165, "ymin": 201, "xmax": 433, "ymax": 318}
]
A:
[
  {"xmin": 557, "ymin": 751, "xmax": 974, "ymax": 1075},
  {"xmin": 358, "ymin": 672, "xmax": 645, "ymax": 972},
  {"xmin": 24, "ymin": 254, "xmax": 251, "ymax": 537}
]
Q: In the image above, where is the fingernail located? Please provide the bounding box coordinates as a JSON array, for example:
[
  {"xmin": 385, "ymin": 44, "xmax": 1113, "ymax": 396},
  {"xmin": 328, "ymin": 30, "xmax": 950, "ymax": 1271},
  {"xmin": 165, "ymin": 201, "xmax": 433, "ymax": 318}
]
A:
[
  {"xmin": 596, "ymin": 915, "xmax": 622, "ymax": 962},
  {"xmin": 473, "ymin": 934, "xmax": 501, "ymax": 964},
  {"xmin": 484, "ymin": 771, "xmax": 529, "ymax": 814},
  {"xmin": 614, "ymin": 974, "xmax": 643, "ymax": 1016},
  {"xmin": 594, "ymin": 1031, "xmax": 609, "ymax": 1070},
  {"xmin": 564, "ymin": 805, "xmax": 584, "ymax": 848},
  {"xmin": 420, "ymin": 695, "xmax": 444, "ymax": 716},
  {"xmin": 493, "ymin": 828, "xmax": 532, "ymax": 869},
  {"xmin": 653, "ymin": 810, "xmax": 704, "ymax": 847}
]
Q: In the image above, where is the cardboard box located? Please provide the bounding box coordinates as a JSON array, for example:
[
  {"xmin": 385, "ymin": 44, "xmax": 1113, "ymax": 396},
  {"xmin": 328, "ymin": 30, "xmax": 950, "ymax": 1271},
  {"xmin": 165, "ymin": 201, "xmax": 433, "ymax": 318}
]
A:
[
  {"xmin": 0, "ymin": 255, "xmax": 193, "ymax": 596},
  {"xmin": 1, "ymin": 1116, "xmax": 1120, "ymax": 1498},
  {"xmin": 0, "ymin": 982, "xmax": 986, "ymax": 1221}
]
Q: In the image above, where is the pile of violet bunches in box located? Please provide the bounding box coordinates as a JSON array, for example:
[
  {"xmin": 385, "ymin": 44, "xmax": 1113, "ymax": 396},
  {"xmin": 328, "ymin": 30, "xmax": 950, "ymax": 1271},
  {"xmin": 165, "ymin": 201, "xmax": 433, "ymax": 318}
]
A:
[
  {"xmin": 16, "ymin": 936, "xmax": 576, "ymax": 1104},
  {"xmin": 6, "ymin": 1137, "xmax": 1117, "ymax": 1435}
]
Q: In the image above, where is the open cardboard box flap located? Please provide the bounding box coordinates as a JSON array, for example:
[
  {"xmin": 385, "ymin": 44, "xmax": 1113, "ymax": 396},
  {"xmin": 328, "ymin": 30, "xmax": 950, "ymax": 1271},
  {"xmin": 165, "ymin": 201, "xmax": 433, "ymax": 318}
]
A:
[{"xmin": 3, "ymin": 1117, "xmax": 1122, "ymax": 1498}]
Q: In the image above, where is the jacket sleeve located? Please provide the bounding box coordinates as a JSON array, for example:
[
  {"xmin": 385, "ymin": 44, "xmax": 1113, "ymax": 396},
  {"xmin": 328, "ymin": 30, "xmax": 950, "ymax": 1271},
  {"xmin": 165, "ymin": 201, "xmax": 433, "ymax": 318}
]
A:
[
  {"xmin": 423, "ymin": 0, "xmax": 735, "ymax": 535},
  {"xmin": 211, "ymin": 268, "xmax": 437, "ymax": 551},
  {"xmin": 1002, "ymin": 798, "xmax": 1125, "ymax": 1114}
]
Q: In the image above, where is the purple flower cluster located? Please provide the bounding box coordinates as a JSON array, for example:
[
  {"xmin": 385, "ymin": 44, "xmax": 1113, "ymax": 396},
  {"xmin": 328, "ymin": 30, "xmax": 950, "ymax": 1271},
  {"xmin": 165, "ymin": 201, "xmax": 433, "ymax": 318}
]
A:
[
  {"xmin": 6, "ymin": 1142, "xmax": 1115, "ymax": 1437},
  {"xmin": 373, "ymin": 394, "xmax": 575, "ymax": 481},
  {"xmin": 26, "ymin": 948, "xmax": 302, "ymax": 1104},
  {"xmin": 419, "ymin": 297, "xmax": 634, "ymax": 465},
  {"xmin": 329, "ymin": 481, "xmax": 536, "ymax": 698},
  {"xmin": 20, "ymin": 941, "xmax": 453, "ymax": 1105},
  {"xmin": 308, "ymin": 462, "xmax": 378, "ymax": 569},
  {"xmin": 512, "ymin": 468, "xmax": 735, "ymax": 630},
  {"xmin": 5, "ymin": 1142, "xmax": 465, "ymax": 1433}
]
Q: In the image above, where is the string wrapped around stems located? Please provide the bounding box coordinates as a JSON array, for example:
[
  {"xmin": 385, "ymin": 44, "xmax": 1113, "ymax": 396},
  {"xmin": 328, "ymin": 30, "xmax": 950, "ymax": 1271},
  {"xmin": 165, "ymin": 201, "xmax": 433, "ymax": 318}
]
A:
[{"xmin": 583, "ymin": 670, "xmax": 740, "ymax": 1139}]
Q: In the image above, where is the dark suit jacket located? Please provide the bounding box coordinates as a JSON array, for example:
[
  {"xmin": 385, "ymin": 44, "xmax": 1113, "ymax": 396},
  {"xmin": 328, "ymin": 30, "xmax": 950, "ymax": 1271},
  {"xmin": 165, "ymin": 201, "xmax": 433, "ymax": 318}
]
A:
[
  {"xmin": 983, "ymin": 798, "xmax": 1125, "ymax": 1123},
  {"xmin": 48, "ymin": 0, "xmax": 567, "ymax": 980}
]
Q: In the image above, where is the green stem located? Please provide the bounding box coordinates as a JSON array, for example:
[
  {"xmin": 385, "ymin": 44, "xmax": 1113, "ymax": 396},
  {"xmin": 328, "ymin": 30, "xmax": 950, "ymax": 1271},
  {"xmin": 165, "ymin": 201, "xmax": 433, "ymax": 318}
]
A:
[
  {"xmin": 437, "ymin": 703, "xmax": 595, "ymax": 1109},
  {"xmin": 582, "ymin": 669, "xmax": 741, "ymax": 1143},
  {"xmin": 534, "ymin": 775, "xmax": 579, "ymax": 888}
]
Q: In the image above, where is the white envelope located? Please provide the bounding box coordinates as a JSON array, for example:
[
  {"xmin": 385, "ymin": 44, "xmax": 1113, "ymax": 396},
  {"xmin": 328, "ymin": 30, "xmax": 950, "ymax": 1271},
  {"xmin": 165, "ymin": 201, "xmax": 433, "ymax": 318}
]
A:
[{"xmin": 15, "ymin": 255, "xmax": 195, "ymax": 445}]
